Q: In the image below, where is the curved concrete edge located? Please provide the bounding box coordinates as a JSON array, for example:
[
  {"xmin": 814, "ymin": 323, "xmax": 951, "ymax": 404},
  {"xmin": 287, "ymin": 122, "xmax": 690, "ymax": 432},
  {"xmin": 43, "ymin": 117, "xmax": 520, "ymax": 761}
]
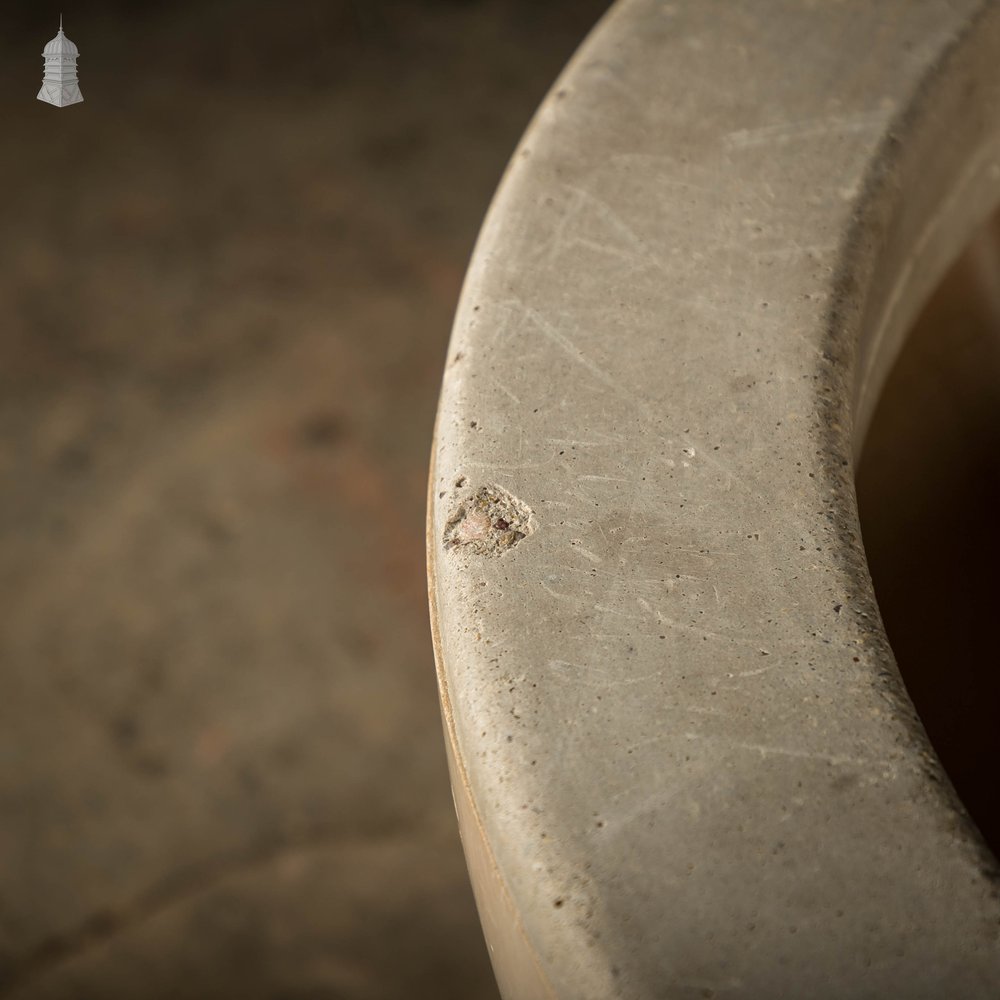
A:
[
  {"xmin": 846, "ymin": 2, "xmax": 1000, "ymax": 448},
  {"xmin": 428, "ymin": 442, "xmax": 556, "ymax": 1000},
  {"xmin": 429, "ymin": 0, "xmax": 1000, "ymax": 996}
]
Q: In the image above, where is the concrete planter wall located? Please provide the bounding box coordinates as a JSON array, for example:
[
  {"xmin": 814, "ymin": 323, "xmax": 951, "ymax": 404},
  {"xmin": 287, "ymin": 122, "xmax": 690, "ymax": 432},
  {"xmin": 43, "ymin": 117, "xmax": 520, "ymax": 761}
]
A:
[{"xmin": 428, "ymin": 1, "xmax": 1000, "ymax": 996}]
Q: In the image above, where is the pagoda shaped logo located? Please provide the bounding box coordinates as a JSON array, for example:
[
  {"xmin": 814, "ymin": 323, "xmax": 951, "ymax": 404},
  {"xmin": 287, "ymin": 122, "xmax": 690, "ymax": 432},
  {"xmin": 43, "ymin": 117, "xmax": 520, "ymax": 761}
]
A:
[{"xmin": 38, "ymin": 16, "xmax": 84, "ymax": 108}]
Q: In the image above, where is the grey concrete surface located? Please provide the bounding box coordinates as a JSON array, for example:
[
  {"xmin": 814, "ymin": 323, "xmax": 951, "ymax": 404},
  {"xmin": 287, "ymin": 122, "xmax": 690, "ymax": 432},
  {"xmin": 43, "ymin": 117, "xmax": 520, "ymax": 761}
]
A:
[
  {"xmin": 429, "ymin": 0, "xmax": 1000, "ymax": 996},
  {"xmin": 0, "ymin": 2, "xmax": 608, "ymax": 997}
]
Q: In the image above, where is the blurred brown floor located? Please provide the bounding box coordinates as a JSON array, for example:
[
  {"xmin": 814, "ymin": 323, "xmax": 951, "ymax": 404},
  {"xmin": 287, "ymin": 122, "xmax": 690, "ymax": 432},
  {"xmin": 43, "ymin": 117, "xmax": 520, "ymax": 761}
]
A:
[{"xmin": 0, "ymin": 2, "xmax": 608, "ymax": 997}]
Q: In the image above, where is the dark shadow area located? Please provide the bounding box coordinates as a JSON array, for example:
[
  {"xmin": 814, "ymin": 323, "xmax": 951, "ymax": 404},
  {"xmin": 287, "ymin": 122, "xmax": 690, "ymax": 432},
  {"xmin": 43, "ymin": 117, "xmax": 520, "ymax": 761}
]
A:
[
  {"xmin": 857, "ymin": 213, "xmax": 1000, "ymax": 859},
  {"xmin": 0, "ymin": 2, "xmax": 609, "ymax": 997}
]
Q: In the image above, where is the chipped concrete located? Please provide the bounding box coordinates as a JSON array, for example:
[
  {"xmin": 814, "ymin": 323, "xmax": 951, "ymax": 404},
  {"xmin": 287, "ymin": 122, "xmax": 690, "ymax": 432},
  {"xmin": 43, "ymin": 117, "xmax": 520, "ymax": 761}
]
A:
[
  {"xmin": 443, "ymin": 485, "xmax": 533, "ymax": 556},
  {"xmin": 428, "ymin": 0, "xmax": 1000, "ymax": 997}
]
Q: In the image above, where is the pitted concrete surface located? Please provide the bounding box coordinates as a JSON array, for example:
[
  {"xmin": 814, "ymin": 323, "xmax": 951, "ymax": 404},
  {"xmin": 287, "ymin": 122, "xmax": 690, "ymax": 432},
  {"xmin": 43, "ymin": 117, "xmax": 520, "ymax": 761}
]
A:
[{"xmin": 430, "ymin": 1, "xmax": 1000, "ymax": 996}]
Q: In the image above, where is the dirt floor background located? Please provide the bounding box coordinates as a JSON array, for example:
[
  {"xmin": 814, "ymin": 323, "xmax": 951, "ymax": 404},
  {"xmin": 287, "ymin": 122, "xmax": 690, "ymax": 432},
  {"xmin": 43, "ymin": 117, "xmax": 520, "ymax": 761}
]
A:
[{"xmin": 0, "ymin": 2, "xmax": 609, "ymax": 996}]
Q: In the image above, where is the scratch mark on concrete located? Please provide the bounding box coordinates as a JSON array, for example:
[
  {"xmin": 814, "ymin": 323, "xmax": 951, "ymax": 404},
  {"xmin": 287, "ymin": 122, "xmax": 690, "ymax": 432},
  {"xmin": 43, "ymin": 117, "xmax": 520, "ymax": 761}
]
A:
[
  {"xmin": 682, "ymin": 731, "xmax": 875, "ymax": 768},
  {"xmin": 735, "ymin": 665, "xmax": 771, "ymax": 678},
  {"xmin": 571, "ymin": 544, "xmax": 603, "ymax": 564},
  {"xmin": 492, "ymin": 377, "xmax": 522, "ymax": 405},
  {"xmin": 540, "ymin": 580, "xmax": 573, "ymax": 601},
  {"xmin": 723, "ymin": 110, "xmax": 888, "ymax": 150},
  {"xmin": 519, "ymin": 303, "xmax": 626, "ymax": 394},
  {"xmin": 560, "ymin": 183, "xmax": 650, "ymax": 256}
]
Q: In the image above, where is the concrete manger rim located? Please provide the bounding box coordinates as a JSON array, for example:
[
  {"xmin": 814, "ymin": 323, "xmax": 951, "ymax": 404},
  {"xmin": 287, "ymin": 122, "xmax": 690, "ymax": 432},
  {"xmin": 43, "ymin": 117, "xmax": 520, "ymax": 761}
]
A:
[{"xmin": 428, "ymin": 1, "xmax": 1000, "ymax": 995}]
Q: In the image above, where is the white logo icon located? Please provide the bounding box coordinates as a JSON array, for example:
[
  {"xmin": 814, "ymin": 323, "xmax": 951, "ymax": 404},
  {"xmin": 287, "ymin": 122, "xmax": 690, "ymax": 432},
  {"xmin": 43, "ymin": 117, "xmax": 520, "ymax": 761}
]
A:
[{"xmin": 38, "ymin": 15, "xmax": 84, "ymax": 108}]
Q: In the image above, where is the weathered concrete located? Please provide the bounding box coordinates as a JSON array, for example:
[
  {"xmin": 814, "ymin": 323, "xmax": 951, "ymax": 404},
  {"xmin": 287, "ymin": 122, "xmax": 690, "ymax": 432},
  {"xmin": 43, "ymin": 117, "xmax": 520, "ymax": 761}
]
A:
[{"xmin": 429, "ymin": 1, "xmax": 1000, "ymax": 995}]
